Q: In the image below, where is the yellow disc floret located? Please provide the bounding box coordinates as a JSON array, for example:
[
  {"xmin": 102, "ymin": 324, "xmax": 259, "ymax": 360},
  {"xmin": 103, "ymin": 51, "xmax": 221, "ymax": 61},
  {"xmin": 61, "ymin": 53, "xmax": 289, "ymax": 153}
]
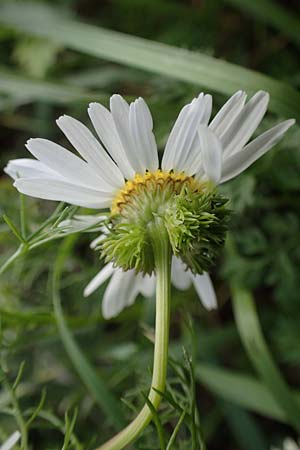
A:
[{"xmin": 111, "ymin": 170, "xmax": 205, "ymax": 215}]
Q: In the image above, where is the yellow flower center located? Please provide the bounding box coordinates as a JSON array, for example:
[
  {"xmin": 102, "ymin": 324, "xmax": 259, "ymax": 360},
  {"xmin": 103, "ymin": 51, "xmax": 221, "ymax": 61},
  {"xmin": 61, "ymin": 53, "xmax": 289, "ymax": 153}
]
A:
[{"xmin": 111, "ymin": 170, "xmax": 205, "ymax": 215}]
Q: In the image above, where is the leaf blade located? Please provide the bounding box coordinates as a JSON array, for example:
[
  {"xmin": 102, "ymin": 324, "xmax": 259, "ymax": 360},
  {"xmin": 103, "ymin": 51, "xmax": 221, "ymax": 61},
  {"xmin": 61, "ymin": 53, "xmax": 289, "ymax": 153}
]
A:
[
  {"xmin": 0, "ymin": 2, "xmax": 299, "ymax": 117},
  {"xmin": 196, "ymin": 363, "xmax": 300, "ymax": 423},
  {"xmin": 231, "ymin": 284, "xmax": 300, "ymax": 430}
]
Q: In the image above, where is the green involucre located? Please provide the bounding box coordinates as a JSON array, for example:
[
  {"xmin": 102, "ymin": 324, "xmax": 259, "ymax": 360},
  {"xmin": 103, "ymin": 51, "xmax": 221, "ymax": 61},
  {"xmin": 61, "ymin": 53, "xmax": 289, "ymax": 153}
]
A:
[
  {"xmin": 165, "ymin": 188, "xmax": 231, "ymax": 275},
  {"xmin": 101, "ymin": 184, "xmax": 230, "ymax": 275}
]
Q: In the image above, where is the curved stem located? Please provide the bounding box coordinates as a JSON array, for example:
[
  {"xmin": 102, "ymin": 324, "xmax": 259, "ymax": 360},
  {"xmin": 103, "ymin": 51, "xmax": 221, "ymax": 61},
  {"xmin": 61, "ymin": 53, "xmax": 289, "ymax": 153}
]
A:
[{"xmin": 96, "ymin": 223, "xmax": 171, "ymax": 450}]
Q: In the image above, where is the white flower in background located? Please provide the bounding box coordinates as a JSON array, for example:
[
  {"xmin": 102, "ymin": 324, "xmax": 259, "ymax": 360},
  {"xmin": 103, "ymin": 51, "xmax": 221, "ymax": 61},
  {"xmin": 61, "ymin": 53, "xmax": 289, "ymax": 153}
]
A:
[
  {"xmin": 4, "ymin": 90, "xmax": 294, "ymax": 318},
  {"xmin": 272, "ymin": 438, "xmax": 300, "ymax": 450},
  {"xmin": 0, "ymin": 431, "xmax": 21, "ymax": 450}
]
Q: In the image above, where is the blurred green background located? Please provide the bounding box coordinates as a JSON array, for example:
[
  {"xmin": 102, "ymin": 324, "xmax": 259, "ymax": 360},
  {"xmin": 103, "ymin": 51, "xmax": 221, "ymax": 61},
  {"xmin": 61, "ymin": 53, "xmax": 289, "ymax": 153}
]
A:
[{"xmin": 0, "ymin": 1, "xmax": 300, "ymax": 449}]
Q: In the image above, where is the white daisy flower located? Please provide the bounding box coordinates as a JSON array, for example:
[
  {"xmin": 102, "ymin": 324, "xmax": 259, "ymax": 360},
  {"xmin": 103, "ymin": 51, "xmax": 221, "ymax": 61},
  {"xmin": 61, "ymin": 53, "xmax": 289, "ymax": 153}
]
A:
[
  {"xmin": 5, "ymin": 91, "xmax": 294, "ymax": 204},
  {"xmin": 0, "ymin": 431, "xmax": 21, "ymax": 450},
  {"xmin": 4, "ymin": 91, "xmax": 294, "ymax": 318},
  {"xmin": 83, "ymin": 256, "xmax": 216, "ymax": 319}
]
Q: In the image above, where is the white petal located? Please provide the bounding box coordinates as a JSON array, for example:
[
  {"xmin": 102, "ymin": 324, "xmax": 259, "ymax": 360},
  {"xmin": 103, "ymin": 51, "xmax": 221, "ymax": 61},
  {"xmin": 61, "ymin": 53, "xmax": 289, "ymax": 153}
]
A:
[
  {"xmin": 171, "ymin": 257, "xmax": 192, "ymax": 290},
  {"xmin": 110, "ymin": 94, "xmax": 144, "ymax": 174},
  {"xmin": 26, "ymin": 138, "xmax": 112, "ymax": 191},
  {"xmin": 193, "ymin": 164, "xmax": 205, "ymax": 182},
  {"xmin": 162, "ymin": 94, "xmax": 212, "ymax": 173},
  {"xmin": 282, "ymin": 439, "xmax": 300, "ymax": 450},
  {"xmin": 90, "ymin": 234, "xmax": 106, "ymax": 249},
  {"xmin": 58, "ymin": 214, "xmax": 104, "ymax": 233},
  {"xmin": 221, "ymin": 119, "xmax": 295, "ymax": 183},
  {"xmin": 177, "ymin": 94, "xmax": 212, "ymax": 173},
  {"xmin": 184, "ymin": 91, "xmax": 246, "ymax": 175},
  {"xmin": 4, "ymin": 158, "xmax": 57, "ymax": 180},
  {"xmin": 190, "ymin": 272, "xmax": 217, "ymax": 309},
  {"xmin": 84, "ymin": 262, "xmax": 115, "ymax": 297},
  {"xmin": 209, "ymin": 90, "xmax": 247, "ymax": 138},
  {"xmin": 197, "ymin": 125, "xmax": 222, "ymax": 183},
  {"xmin": 221, "ymin": 91, "xmax": 269, "ymax": 156},
  {"xmin": 162, "ymin": 102, "xmax": 191, "ymax": 171},
  {"xmin": 137, "ymin": 273, "xmax": 156, "ymax": 297},
  {"xmin": 0, "ymin": 431, "xmax": 21, "ymax": 450},
  {"xmin": 56, "ymin": 115, "xmax": 124, "ymax": 188},
  {"xmin": 200, "ymin": 95, "xmax": 213, "ymax": 125},
  {"xmin": 88, "ymin": 102, "xmax": 135, "ymax": 179},
  {"xmin": 14, "ymin": 178, "xmax": 113, "ymax": 209},
  {"xmin": 129, "ymin": 97, "xmax": 159, "ymax": 171},
  {"xmin": 181, "ymin": 148, "xmax": 204, "ymax": 176},
  {"xmin": 102, "ymin": 269, "xmax": 139, "ymax": 319}
]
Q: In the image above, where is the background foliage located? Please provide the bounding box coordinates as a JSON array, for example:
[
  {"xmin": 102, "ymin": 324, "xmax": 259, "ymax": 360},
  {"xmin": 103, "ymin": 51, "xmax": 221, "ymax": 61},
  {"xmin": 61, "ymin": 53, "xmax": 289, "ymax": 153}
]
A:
[{"xmin": 0, "ymin": 1, "xmax": 299, "ymax": 449}]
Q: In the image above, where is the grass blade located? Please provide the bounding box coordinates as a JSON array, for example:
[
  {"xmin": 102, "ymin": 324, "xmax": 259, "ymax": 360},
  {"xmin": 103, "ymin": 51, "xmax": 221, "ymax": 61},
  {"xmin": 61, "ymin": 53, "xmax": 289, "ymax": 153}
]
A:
[
  {"xmin": 231, "ymin": 285, "xmax": 300, "ymax": 430},
  {"xmin": 196, "ymin": 363, "xmax": 300, "ymax": 423},
  {"xmin": 0, "ymin": 68, "xmax": 103, "ymax": 104},
  {"xmin": 0, "ymin": 2, "xmax": 299, "ymax": 117}
]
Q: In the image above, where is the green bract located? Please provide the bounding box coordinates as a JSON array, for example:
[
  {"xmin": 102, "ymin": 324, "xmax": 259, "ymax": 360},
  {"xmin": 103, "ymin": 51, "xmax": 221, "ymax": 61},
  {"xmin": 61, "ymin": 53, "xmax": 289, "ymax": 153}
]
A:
[
  {"xmin": 101, "ymin": 175, "xmax": 231, "ymax": 275},
  {"xmin": 165, "ymin": 188, "xmax": 231, "ymax": 275}
]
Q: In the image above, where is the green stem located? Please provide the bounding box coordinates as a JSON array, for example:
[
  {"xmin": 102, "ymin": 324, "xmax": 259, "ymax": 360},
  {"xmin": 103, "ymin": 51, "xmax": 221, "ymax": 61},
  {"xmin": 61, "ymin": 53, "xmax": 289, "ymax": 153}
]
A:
[
  {"xmin": 0, "ymin": 244, "xmax": 26, "ymax": 276},
  {"xmin": 0, "ymin": 364, "xmax": 28, "ymax": 450},
  {"xmin": 19, "ymin": 193, "xmax": 26, "ymax": 238},
  {"xmin": 96, "ymin": 221, "xmax": 171, "ymax": 450}
]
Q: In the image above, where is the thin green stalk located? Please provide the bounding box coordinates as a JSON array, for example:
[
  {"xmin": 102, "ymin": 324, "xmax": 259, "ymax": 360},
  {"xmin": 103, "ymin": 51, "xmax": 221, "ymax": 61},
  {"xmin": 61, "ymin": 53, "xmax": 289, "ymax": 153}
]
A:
[
  {"xmin": 1, "ymin": 407, "xmax": 83, "ymax": 450},
  {"xmin": 96, "ymin": 221, "xmax": 172, "ymax": 450},
  {"xmin": 36, "ymin": 410, "xmax": 83, "ymax": 450},
  {"xmin": 0, "ymin": 365, "xmax": 28, "ymax": 450},
  {"xmin": 27, "ymin": 202, "xmax": 66, "ymax": 241},
  {"xmin": 183, "ymin": 349, "xmax": 206, "ymax": 450},
  {"xmin": 0, "ymin": 203, "xmax": 68, "ymax": 276},
  {"xmin": 166, "ymin": 409, "xmax": 186, "ymax": 450},
  {"xmin": 29, "ymin": 234, "xmax": 67, "ymax": 249},
  {"xmin": 0, "ymin": 244, "xmax": 26, "ymax": 276},
  {"xmin": 142, "ymin": 395, "xmax": 166, "ymax": 450},
  {"xmin": 3, "ymin": 215, "xmax": 26, "ymax": 243},
  {"xmin": 19, "ymin": 193, "xmax": 26, "ymax": 239}
]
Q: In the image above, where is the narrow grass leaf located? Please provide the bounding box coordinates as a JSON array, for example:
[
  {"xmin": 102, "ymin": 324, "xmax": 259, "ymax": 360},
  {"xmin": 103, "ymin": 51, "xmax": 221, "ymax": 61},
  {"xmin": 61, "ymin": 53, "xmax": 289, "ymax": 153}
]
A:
[
  {"xmin": 0, "ymin": 2, "xmax": 299, "ymax": 117},
  {"xmin": 231, "ymin": 285, "xmax": 300, "ymax": 430},
  {"xmin": 0, "ymin": 68, "xmax": 103, "ymax": 104},
  {"xmin": 196, "ymin": 363, "xmax": 300, "ymax": 423},
  {"xmin": 166, "ymin": 409, "xmax": 186, "ymax": 450},
  {"xmin": 142, "ymin": 393, "xmax": 166, "ymax": 450}
]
